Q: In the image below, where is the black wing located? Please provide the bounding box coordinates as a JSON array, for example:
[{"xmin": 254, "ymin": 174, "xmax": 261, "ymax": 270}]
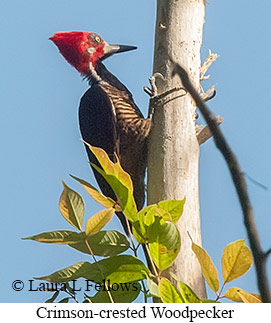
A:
[
  {"xmin": 78, "ymin": 84, "xmax": 129, "ymax": 230},
  {"xmin": 79, "ymin": 83, "xmax": 119, "ymax": 190},
  {"xmin": 79, "ymin": 84, "xmax": 118, "ymax": 161}
]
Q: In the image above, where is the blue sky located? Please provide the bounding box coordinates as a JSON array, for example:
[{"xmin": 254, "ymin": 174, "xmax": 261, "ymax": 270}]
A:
[{"xmin": 1, "ymin": 0, "xmax": 271, "ymax": 302}]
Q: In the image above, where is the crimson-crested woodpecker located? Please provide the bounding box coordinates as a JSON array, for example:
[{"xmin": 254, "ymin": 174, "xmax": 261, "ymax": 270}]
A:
[{"xmin": 50, "ymin": 32, "xmax": 151, "ymax": 234}]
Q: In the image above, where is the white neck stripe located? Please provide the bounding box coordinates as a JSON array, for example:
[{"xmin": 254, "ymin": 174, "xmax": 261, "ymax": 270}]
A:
[{"xmin": 88, "ymin": 62, "xmax": 102, "ymax": 82}]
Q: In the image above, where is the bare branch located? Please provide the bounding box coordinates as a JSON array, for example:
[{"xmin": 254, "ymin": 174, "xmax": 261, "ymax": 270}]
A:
[
  {"xmin": 171, "ymin": 59, "xmax": 271, "ymax": 303},
  {"xmin": 265, "ymin": 248, "xmax": 271, "ymax": 259},
  {"xmin": 200, "ymin": 86, "xmax": 216, "ymax": 102},
  {"xmin": 197, "ymin": 116, "xmax": 224, "ymax": 145},
  {"xmin": 200, "ymin": 50, "xmax": 219, "ymax": 82}
]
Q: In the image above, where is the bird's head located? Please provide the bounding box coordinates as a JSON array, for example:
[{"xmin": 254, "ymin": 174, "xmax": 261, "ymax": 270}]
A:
[{"xmin": 49, "ymin": 31, "xmax": 137, "ymax": 75}]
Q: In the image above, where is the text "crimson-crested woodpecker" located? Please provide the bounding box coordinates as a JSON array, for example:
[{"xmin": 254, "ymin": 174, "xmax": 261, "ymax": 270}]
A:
[{"xmin": 50, "ymin": 31, "xmax": 151, "ymax": 233}]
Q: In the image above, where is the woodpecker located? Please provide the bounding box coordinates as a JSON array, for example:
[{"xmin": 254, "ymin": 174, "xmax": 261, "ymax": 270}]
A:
[{"xmin": 50, "ymin": 32, "xmax": 151, "ymax": 234}]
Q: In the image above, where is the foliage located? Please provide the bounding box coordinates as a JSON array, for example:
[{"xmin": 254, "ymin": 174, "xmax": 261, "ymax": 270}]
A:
[{"xmin": 23, "ymin": 146, "xmax": 260, "ymax": 303}]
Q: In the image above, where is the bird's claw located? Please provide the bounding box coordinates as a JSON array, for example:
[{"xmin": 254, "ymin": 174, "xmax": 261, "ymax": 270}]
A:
[
  {"xmin": 145, "ymin": 72, "xmax": 187, "ymax": 118},
  {"xmin": 144, "ymin": 72, "xmax": 165, "ymax": 98}
]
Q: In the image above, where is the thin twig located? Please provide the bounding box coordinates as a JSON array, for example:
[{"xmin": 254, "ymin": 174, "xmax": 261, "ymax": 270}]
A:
[
  {"xmin": 141, "ymin": 280, "xmax": 149, "ymax": 303},
  {"xmin": 144, "ymin": 244, "xmax": 159, "ymax": 278},
  {"xmin": 64, "ymin": 287, "xmax": 79, "ymax": 303},
  {"xmin": 265, "ymin": 248, "xmax": 271, "ymax": 259},
  {"xmin": 84, "ymin": 235, "xmax": 114, "ymax": 303},
  {"xmin": 170, "ymin": 59, "xmax": 271, "ymax": 302},
  {"xmin": 125, "ymin": 217, "xmax": 137, "ymax": 253},
  {"xmin": 244, "ymin": 172, "xmax": 268, "ymax": 191}
]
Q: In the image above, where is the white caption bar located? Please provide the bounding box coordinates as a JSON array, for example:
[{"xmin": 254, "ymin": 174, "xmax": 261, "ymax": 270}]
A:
[{"xmin": 1, "ymin": 303, "xmax": 270, "ymax": 322}]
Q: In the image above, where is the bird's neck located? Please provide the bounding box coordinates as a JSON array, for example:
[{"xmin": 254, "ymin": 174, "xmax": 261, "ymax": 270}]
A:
[{"xmin": 87, "ymin": 61, "xmax": 131, "ymax": 93}]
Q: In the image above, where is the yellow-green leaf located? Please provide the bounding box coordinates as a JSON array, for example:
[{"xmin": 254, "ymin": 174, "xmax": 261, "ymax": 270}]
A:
[
  {"xmin": 237, "ymin": 289, "xmax": 262, "ymax": 303},
  {"xmin": 222, "ymin": 240, "xmax": 253, "ymax": 283},
  {"xmin": 157, "ymin": 198, "xmax": 186, "ymax": 223},
  {"xmin": 88, "ymin": 144, "xmax": 133, "ymax": 191},
  {"xmin": 105, "ymin": 255, "xmax": 150, "ymax": 283},
  {"xmin": 22, "ymin": 230, "xmax": 82, "ymax": 244},
  {"xmin": 148, "ymin": 218, "xmax": 181, "ymax": 270},
  {"xmin": 132, "ymin": 205, "xmax": 158, "ymax": 243},
  {"xmin": 86, "ymin": 144, "xmax": 138, "ymax": 223},
  {"xmin": 177, "ymin": 281, "xmax": 200, "ymax": 303},
  {"xmin": 147, "ymin": 278, "xmax": 160, "ymax": 298},
  {"xmin": 159, "ymin": 278, "xmax": 184, "ymax": 303},
  {"xmin": 225, "ymin": 287, "xmax": 261, "ymax": 303},
  {"xmin": 59, "ymin": 180, "xmax": 84, "ymax": 231},
  {"xmin": 70, "ymin": 175, "xmax": 121, "ymax": 212},
  {"xmin": 90, "ymin": 281, "xmax": 141, "ymax": 303},
  {"xmin": 85, "ymin": 208, "xmax": 114, "ymax": 236},
  {"xmin": 69, "ymin": 230, "xmax": 130, "ymax": 256},
  {"xmin": 191, "ymin": 242, "xmax": 219, "ymax": 292}
]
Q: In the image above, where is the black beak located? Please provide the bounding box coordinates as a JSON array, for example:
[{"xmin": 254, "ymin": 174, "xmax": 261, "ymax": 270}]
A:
[{"xmin": 103, "ymin": 43, "xmax": 137, "ymax": 59}]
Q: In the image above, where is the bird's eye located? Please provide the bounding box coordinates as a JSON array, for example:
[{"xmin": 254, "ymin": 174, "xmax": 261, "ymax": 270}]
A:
[{"xmin": 94, "ymin": 36, "xmax": 101, "ymax": 43}]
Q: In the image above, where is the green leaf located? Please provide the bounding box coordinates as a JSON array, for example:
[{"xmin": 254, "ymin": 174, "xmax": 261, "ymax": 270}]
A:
[
  {"xmin": 45, "ymin": 291, "xmax": 59, "ymax": 303},
  {"xmin": 104, "ymin": 255, "xmax": 150, "ymax": 283},
  {"xmin": 35, "ymin": 256, "xmax": 149, "ymax": 284},
  {"xmin": 146, "ymin": 278, "xmax": 160, "ymax": 298},
  {"xmin": 148, "ymin": 218, "xmax": 181, "ymax": 270},
  {"xmin": 157, "ymin": 198, "xmax": 186, "ymax": 223},
  {"xmin": 85, "ymin": 144, "xmax": 138, "ymax": 222},
  {"xmin": 159, "ymin": 278, "xmax": 184, "ymax": 303},
  {"xmin": 222, "ymin": 240, "xmax": 253, "ymax": 283},
  {"xmin": 177, "ymin": 281, "xmax": 200, "ymax": 303},
  {"xmin": 58, "ymin": 297, "xmax": 69, "ymax": 303},
  {"xmin": 81, "ymin": 255, "xmax": 149, "ymax": 284},
  {"xmin": 24, "ymin": 230, "xmax": 130, "ymax": 257},
  {"xmin": 85, "ymin": 208, "xmax": 114, "ymax": 236},
  {"xmin": 59, "ymin": 180, "xmax": 84, "ymax": 231},
  {"xmin": 133, "ymin": 201, "xmax": 185, "ymax": 244},
  {"xmin": 35, "ymin": 262, "xmax": 93, "ymax": 283},
  {"xmin": 132, "ymin": 224, "xmax": 145, "ymax": 244},
  {"xmin": 132, "ymin": 205, "xmax": 157, "ymax": 243},
  {"xmin": 69, "ymin": 230, "xmax": 130, "ymax": 256},
  {"xmin": 225, "ymin": 287, "xmax": 261, "ymax": 303},
  {"xmin": 191, "ymin": 242, "xmax": 219, "ymax": 292},
  {"xmin": 22, "ymin": 230, "xmax": 82, "ymax": 244},
  {"xmin": 70, "ymin": 175, "xmax": 121, "ymax": 212},
  {"xmin": 90, "ymin": 282, "xmax": 141, "ymax": 303}
]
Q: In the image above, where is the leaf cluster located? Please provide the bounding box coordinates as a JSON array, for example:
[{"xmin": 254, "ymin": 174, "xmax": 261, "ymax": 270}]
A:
[{"xmin": 23, "ymin": 145, "xmax": 259, "ymax": 303}]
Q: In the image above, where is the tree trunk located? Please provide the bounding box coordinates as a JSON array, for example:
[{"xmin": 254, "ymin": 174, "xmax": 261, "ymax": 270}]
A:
[{"xmin": 147, "ymin": 0, "xmax": 206, "ymax": 298}]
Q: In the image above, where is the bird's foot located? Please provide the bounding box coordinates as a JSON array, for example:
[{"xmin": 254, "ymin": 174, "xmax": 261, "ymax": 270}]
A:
[
  {"xmin": 144, "ymin": 73, "xmax": 186, "ymax": 100},
  {"xmin": 144, "ymin": 72, "xmax": 165, "ymax": 98},
  {"xmin": 144, "ymin": 73, "xmax": 187, "ymax": 118}
]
